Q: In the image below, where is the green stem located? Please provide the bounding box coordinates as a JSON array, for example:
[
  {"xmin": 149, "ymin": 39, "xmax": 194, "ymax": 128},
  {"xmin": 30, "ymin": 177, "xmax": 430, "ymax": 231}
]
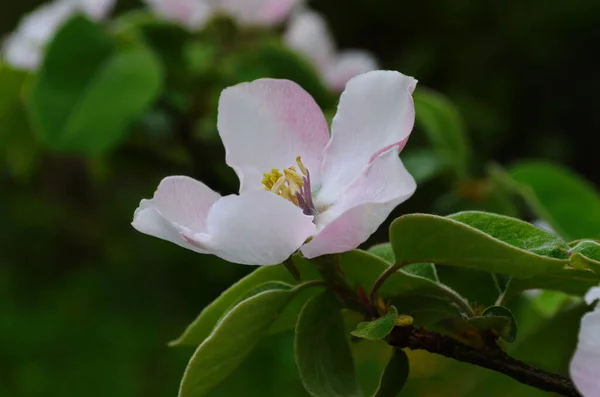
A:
[
  {"xmin": 310, "ymin": 254, "xmax": 373, "ymax": 316},
  {"xmin": 292, "ymin": 280, "xmax": 327, "ymax": 293},
  {"xmin": 370, "ymin": 262, "xmax": 475, "ymax": 317},
  {"xmin": 438, "ymin": 283, "xmax": 476, "ymax": 317},
  {"xmin": 369, "ymin": 263, "xmax": 401, "ymax": 304}
]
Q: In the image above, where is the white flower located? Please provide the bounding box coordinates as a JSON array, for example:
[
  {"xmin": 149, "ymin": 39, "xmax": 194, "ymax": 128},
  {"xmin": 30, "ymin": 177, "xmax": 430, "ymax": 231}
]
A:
[
  {"xmin": 2, "ymin": 0, "xmax": 116, "ymax": 71},
  {"xmin": 142, "ymin": 0, "xmax": 302, "ymax": 31},
  {"xmin": 132, "ymin": 70, "xmax": 417, "ymax": 265},
  {"xmin": 284, "ymin": 8, "xmax": 378, "ymax": 92},
  {"xmin": 570, "ymin": 286, "xmax": 600, "ymax": 397}
]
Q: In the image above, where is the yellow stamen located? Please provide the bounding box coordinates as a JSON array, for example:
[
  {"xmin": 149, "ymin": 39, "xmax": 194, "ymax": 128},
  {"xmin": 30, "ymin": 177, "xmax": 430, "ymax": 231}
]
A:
[
  {"xmin": 296, "ymin": 156, "xmax": 308, "ymax": 176},
  {"xmin": 260, "ymin": 157, "xmax": 308, "ymax": 206}
]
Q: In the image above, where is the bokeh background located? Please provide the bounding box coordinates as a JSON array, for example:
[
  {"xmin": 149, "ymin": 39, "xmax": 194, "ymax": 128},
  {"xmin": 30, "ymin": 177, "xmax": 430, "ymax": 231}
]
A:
[{"xmin": 1, "ymin": 0, "xmax": 598, "ymax": 396}]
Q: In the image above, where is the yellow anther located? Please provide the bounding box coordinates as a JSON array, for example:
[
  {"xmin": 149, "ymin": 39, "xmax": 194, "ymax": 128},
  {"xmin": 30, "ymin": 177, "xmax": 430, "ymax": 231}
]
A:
[
  {"xmin": 270, "ymin": 175, "xmax": 287, "ymax": 194},
  {"xmin": 396, "ymin": 314, "xmax": 414, "ymax": 327},
  {"xmin": 296, "ymin": 156, "xmax": 308, "ymax": 176},
  {"xmin": 260, "ymin": 160, "xmax": 307, "ymax": 206}
]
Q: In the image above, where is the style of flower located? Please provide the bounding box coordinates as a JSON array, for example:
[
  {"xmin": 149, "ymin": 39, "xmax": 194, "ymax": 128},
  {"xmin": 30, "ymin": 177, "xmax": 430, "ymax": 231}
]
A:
[
  {"xmin": 142, "ymin": 0, "xmax": 302, "ymax": 31},
  {"xmin": 2, "ymin": 0, "xmax": 115, "ymax": 70},
  {"xmin": 132, "ymin": 70, "xmax": 417, "ymax": 265},
  {"xmin": 284, "ymin": 8, "xmax": 378, "ymax": 92},
  {"xmin": 570, "ymin": 286, "xmax": 600, "ymax": 397}
]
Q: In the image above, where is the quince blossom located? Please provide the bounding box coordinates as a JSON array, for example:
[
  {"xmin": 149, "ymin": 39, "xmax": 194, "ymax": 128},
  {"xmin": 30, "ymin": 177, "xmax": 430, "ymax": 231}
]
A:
[
  {"xmin": 132, "ymin": 70, "xmax": 417, "ymax": 265},
  {"xmin": 2, "ymin": 0, "xmax": 115, "ymax": 70},
  {"xmin": 570, "ymin": 286, "xmax": 600, "ymax": 397},
  {"xmin": 284, "ymin": 8, "xmax": 378, "ymax": 92},
  {"xmin": 142, "ymin": 0, "xmax": 302, "ymax": 31}
]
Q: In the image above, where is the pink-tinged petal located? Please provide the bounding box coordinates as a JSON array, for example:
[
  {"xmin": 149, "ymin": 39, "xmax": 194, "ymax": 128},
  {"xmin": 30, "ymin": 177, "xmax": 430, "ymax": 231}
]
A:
[
  {"xmin": 132, "ymin": 207, "xmax": 210, "ymax": 253},
  {"xmin": 218, "ymin": 79, "xmax": 330, "ymax": 192},
  {"xmin": 132, "ymin": 176, "xmax": 221, "ymax": 235},
  {"xmin": 2, "ymin": 35, "xmax": 40, "ymax": 71},
  {"xmin": 570, "ymin": 296, "xmax": 600, "ymax": 397},
  {"xmin": 585, "ymin": 287, "xmax": 600, "ymax": 305},
  {"xmin": 143, "ymin": 0, "xmax": 213, "ymax": 30},
  {"xmin": 199, "ymin": 190, "xmax": 316, "ymax": 265},
  {"xmin": 2, "ymin": 1, "xmax": 75, "ymax": 70},
  {"xmin": 324, "ymin": 50, "xmax": 379, "ymax": 92},
  {"xmin": 219, "ymin": 0, "xmax": 302, "ymax": 26},
  {"xmin": 284, "ymin": 9, "xmax": 336, "ymax": 76},
  {"xmin": 316, "ymin": 70, "xmax": 417, "ymax": 207},
  {"xmin": 77, "ymin": 0, "xmax": 116, "ymax": 20},
  {"xmin": 302, "ymin": 149, "xmax": 416, "ymax": 258}
]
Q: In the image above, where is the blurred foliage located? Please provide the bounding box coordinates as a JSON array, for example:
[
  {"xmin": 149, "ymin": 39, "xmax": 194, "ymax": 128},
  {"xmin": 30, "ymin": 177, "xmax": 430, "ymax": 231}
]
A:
[{"xmin": 2, "ymin": 0, "xmax": 600, "ymax": 396}]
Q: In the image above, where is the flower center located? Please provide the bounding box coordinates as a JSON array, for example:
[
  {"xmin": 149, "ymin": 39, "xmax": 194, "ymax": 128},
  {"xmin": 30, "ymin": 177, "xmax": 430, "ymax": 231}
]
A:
[{"xmin": 261, "ymin": 156, "xmax": 317, "ymax": 216}]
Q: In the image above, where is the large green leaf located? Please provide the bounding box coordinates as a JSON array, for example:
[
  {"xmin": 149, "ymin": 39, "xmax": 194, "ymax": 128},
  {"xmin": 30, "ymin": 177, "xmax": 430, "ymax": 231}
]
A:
[
  {"xmin": 171, "ymin": 263, "xmax": 319, "ymax": 346},
  {"xmin": 503, "ymin": 270, "xmax": 599, "ymax": 299},
  {"xmin": 295, "ymin": 292, "xmax": 363, "ymax": 397},
  {"xmin": 28, "ymin": 16, "xmax": 162, "ymax": 153},
  {"xmin": 178, "ymin": 286, "xmax": 300, "ymax": 397},
  {"xmin": 508, "ymin": 162, "xmax": 600, "ymax": 240},
  {"xmin": 413, "ymin": 88, "xmax": 471, "ymax": 179},
  {"xmin": 372, "ymin": 350, "xmax": 409, "ymax": 397},
  {"xmin": 390, "ymin": 212, "xmax": 571, "ymax": 277}
]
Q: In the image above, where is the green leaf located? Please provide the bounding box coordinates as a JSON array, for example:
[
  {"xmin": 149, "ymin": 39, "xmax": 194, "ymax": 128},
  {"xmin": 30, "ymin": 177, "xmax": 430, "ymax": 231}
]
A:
[
  {"xmin": 351, "ymin": 306, "xmax": 398, "ymax": 340},
  {"xmin": 171, "ymin": 263, "xmax": 320, "ymax": 346},
  {"xmin": 390, "ymin": 212, "xmax": 571, "ymax": 278},
  {"xmin": 508, "ymin": 161, "xmax": 600, "ymax": 240},
  {"xmin": 448, "ymin": 211, "xmax": 570, "ymax": 258},
  {"xmin": 28, "ymin": 16, "xmax": 162, "ymax": 153},
  {"xmin": 413, "ymin": 88, "xmax": 471, "ymax": 179},
  {"xmin": 367, "ymin": 243, "xmax": 438, "ymax": 282},
  {"xmin": 480, "ymin": 306, "xmax": 517, "ymax": 342},
  {"xmin": 570, "ymin": 240, "xmax": 600, "ymax": 272},
  {"xmin": 504, "ymin": 270, "xmax": 599, "ymax": 299},
  {"xmin": 528, "ymin": 290, "xmax": 573, "ymax": 317},
  {"xmin": 435, "ymin": 266, "xmax": 499, "ymax": 306},
  {"xmin": 178, "ymin": 287, "xmax": 300, "ymax": 397},
  {"xmin": 295, "ymin": 292, "xmax": 363, "ymax": 397},
  {"xmin": 0, "ymin": 64, "xmax": 27, "ymax": 128},
  {"xmin": 372, "ymin": 350, "xmax": 409, "ymax": 397},
  {"xmin": 390, "ymin": 294, "xmax": 464, "ymax": 328},
  {"xmin": 402, "ymin": 148, "xmax": 447, "ymax": 184},
  {"xmin": 228, "ymin": 41, "xmax": 334, "ymax": 108}
]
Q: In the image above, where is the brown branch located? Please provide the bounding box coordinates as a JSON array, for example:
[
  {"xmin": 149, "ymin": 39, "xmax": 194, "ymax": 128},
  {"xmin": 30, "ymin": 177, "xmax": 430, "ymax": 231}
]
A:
[{"xmin": 388, "ymin": 326, "xmax": 581, "ymax": 397}]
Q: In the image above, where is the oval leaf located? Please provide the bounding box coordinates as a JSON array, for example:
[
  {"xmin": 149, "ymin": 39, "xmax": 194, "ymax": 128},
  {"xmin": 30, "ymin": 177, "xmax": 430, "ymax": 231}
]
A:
[
  {"xmin": 171, "ymin": 263, "xmax": 319, "ymax": 346},
  {"xmin": 28, "ymin": 16, "xmax": 162, "ymax": 153},
  {"xmin": 508, "ymin": 161, "xmax": 600, "ymax": 241},
  {"xmin": 390, "ymin": 212, "xmax": 570, "ymax": 278},
  {"xmin": 351, "ymin": 306, "xmax": 398, "ymax": 341},
  {"xmin": 372, "ymin": 350, "xmax": 409, "ymax": 397},
  {"xmin": 295, "ymin": 292, "xmax": 363, "ymax": 397},
  {"xmin": 178, "ymin": 287, "xmax": 299, "ymax": 397}
]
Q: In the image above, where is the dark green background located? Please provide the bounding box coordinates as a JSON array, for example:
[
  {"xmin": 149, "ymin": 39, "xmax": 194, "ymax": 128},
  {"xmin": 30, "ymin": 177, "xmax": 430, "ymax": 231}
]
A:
[{"xmin": 1, "ymin": 0, "xmax": 597, "ymax": 396}]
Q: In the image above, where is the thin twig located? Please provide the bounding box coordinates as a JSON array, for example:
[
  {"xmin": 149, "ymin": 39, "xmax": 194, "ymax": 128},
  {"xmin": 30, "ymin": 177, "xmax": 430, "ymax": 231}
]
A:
[{"xmin": 388, "ymin": 326, "xmax": 581, "ymax": 397}]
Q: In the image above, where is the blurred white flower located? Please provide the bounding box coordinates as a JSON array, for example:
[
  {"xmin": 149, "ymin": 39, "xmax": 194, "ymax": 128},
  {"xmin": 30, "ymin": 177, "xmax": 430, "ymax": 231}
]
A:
[
  {"xmin": 284, "ymin": 8, "xmax": 378, "ymax": 92},
  {"xmin": 2, "ymin": 0, "xmax": 116, "ymax": 71},
  {"xmin": 143, "ymin": 0, "xmax": 302, "ymax": 31},
  {"xmin": 570, "ymin": 286, "xmax": 600, "ymax": 397},
  {"xmin": 132, "ymin": 70, "xmax": 417, "ymax": 265}
]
